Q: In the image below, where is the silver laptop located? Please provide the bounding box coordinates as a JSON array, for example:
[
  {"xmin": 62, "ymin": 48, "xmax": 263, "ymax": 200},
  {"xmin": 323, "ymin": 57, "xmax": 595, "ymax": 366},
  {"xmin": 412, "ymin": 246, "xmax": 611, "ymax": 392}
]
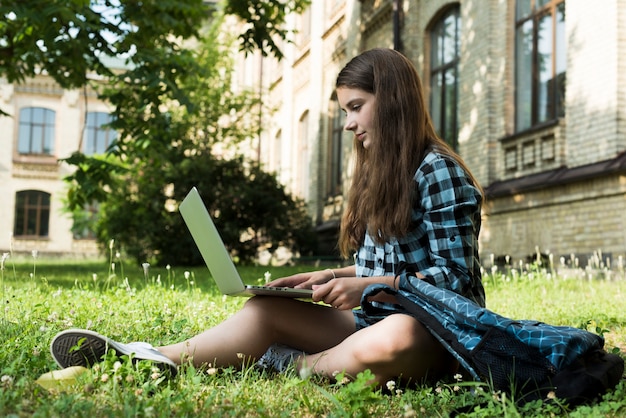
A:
[{"xmin": 179, "ymin": 187, "xmax": 313, "ymax": 299}]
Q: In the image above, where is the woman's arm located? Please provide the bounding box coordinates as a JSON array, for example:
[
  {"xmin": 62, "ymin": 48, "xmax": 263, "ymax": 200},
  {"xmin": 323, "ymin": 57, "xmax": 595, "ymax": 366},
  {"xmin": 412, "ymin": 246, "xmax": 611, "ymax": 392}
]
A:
[{"xmin": 411, "ymin": 155, "xmax": 483, "ymax": 303}]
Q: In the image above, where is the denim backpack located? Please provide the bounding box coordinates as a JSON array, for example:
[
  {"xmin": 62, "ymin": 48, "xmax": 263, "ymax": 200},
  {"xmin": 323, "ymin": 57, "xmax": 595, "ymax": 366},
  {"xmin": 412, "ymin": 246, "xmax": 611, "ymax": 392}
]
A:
[{"xmin": 361, "ymin": 271, "xmax": 624, "ymax": 405}]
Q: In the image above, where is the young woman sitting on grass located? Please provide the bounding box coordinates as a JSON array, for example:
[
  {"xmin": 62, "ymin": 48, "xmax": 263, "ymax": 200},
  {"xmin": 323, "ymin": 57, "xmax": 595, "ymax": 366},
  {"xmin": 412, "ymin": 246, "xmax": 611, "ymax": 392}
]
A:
[{"xmin": 51, "ymin": 48, "xmax": 485, "ymax": 386}]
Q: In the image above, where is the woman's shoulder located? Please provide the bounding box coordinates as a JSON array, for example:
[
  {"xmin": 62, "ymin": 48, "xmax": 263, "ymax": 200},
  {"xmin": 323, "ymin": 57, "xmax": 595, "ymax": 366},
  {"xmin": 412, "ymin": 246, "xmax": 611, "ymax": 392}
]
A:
[{"xmin": 417, "ymin": 150, "xmax": 463, "ymax": 175}]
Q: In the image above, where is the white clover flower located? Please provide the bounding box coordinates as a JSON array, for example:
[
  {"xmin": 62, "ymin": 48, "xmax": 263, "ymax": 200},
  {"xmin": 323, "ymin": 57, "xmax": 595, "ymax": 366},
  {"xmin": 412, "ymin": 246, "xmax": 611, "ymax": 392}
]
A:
[
  {"xmin": 109, "ymin": 239, "xmax": 115, "ymax": 250},
  {"xmin": 101, "ymin": 373, "xmax": 110, "ymax": 382},
  {"xmin": 453, "ymin": 373, "xmax": 463, "ymax": 381},
  {"xmin": 32, "ymin": 250, "xmax": 38, "ymax": 259},
  {"xmin": 113, "ymin": 361, "xmax": 122, "ymax": 372},
  {"xmin": 184, "ymin": 271, "xmax": 190, "ymax": 280},
  {"xmin": 264, "ymin": 271, "xmax": 272, "ymax": 283},
  {"xmin": 1, "ymin": 375, "xmax": 14, "ymax": 387},
  {"xmin": 142, "ymin": 263, "xmax": 150, "ymax": 277},
  {"xmin": 1, "ymin": 252, "xmax": 9, "ymax": 270},
  {"xmin": 386, "ymin": 380, "xmax": 396, "ymax": 391}
]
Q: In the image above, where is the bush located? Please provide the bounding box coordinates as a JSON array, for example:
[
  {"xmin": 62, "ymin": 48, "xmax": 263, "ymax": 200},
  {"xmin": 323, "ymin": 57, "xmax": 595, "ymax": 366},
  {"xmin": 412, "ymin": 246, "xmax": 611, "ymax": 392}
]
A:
[{"xmin": 96, "ymin": 153, "xmax": 317, "ymax": 266}]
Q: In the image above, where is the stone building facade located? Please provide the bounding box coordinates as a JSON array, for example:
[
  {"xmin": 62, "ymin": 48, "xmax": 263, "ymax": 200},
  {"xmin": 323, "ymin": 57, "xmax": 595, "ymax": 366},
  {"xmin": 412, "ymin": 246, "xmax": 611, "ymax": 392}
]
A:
[
  {"xmin": 253, "ymin": 0, "xmax": 626, "ymax": 267},
  {"xmin": 0, "ymin": 75, "xmax": 110, "ymax": 257},
  {"xmin": 2, "ymin": 0, "xmax": 626, "ymax": 268}
]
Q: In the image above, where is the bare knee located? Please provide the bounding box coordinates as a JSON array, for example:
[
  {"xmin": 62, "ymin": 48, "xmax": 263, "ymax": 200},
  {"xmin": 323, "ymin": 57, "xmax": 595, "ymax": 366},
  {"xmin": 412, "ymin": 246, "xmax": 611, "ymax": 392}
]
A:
[{"xmin": 351, "ymin": 314, "xmax": 452, "ymax": 383}]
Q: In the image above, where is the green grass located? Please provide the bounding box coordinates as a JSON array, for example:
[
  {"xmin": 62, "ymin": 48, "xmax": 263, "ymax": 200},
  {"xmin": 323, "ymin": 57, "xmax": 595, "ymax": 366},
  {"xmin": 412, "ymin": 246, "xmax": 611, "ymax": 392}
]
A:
[{"xmin": 0, "ymin": 257, "xmax": 625, "ymax": 417}]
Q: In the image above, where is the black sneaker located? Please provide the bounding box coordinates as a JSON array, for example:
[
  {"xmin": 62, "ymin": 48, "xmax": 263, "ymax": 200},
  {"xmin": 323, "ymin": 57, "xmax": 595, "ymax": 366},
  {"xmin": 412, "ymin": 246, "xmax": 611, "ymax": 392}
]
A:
[{"xmin": 257, "ymin": 343, "xmax": 303, "ymax": 373}]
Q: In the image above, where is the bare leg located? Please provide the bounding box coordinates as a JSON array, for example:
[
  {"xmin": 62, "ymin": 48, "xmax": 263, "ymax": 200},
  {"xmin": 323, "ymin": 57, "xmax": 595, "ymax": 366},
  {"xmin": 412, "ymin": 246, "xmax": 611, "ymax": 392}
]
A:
[
  {"xmin": 158, "ymin": 296, "xmax": 356, "ymax": 367},
  {"xmin": 297, "ymin": 313, "xmax": 457, "ymax": 384}
]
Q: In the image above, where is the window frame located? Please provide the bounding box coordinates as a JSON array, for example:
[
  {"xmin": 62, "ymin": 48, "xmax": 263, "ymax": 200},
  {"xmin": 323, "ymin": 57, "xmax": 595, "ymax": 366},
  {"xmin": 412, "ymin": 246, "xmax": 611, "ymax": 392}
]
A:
[
  {"xmin": 83, "ymin": 111, "xmax": 117, "ymax": 155},
  {"xmin": 429, "ymin": 6, "xmax": 461, "ymax": 151},
  {"xmin": 13, "ymin": 190, "xmax": 51, "ymax": 238},
  {"xmin": 514, "ymin": 0, "xmax": 566, "ymax": 132},
  {"xmin": 17, "ymin": 107, "xmax": 56, "ymax": 156},
  {"xmin": 326, "ymin": 96, "xmax": 343, "ymax": 198}
]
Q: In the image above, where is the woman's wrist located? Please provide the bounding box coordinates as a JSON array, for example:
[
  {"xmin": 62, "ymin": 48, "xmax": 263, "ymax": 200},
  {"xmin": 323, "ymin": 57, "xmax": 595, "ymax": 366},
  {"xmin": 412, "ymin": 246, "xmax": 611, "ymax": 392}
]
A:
[{"xmin": 326, "ymin": 268, "xmax": 336, "ymax": 280}]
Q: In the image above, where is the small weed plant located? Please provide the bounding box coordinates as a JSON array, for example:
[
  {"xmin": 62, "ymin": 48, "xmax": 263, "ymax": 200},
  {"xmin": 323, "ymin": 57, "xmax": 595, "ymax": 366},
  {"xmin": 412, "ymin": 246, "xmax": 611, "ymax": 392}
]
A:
[{"xmin": 0, "ymin": 253, "xmax": 624, "ymax": 417}]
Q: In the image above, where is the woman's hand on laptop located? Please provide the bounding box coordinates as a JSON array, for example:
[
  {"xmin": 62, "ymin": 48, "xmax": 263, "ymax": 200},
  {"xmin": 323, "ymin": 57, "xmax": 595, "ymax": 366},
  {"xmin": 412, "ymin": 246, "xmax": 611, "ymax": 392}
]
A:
[{"xmin": 267, "ymin": 270, "xmax": 332, "ymax": 289}]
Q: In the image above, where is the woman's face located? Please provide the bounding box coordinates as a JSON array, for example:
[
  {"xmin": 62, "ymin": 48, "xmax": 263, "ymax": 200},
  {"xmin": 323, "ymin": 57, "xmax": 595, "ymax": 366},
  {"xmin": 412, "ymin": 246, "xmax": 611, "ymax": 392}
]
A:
[{"xmin": 336, "ymin": 87, "xmax": 376, "ymax": 149}]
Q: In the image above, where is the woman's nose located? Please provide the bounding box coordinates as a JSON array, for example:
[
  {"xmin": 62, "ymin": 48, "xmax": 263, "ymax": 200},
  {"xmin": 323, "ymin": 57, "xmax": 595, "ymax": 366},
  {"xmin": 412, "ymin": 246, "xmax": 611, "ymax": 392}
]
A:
[{"xmin": 343, "ymin": 116, "xmax": 355, "ymax": 131}]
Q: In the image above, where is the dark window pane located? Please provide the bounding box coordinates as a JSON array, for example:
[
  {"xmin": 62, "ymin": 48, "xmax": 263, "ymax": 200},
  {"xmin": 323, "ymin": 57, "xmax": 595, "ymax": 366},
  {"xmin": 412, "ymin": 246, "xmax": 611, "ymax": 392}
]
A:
[
  {"xmin": 431, "ymin": 72, "xmax": 443, "ymax": 133},
  {"xmin": 442, "ymin": 14, "xmax": 457, "ymax": 64},
  {"xmin": 516, "ymin": 20, "xmax": 534, "ymax": 130},
  {"xmin": 13, "ymin": 190, "xmax": 51, "ymax": 237},
  {"xmin": 537, "ymin": 12, "xmax": 553, "ymax": 122},
  {"xmin": 444, "ymin": 69, "xmax": 458, "ymax": 148},
  {"xmin": 430, "ymin": 7, "xmax": 460, "ymax": 150},
  {"xmin": 514, "ymin": 0, "xmax": 565, "ymax": 132}
]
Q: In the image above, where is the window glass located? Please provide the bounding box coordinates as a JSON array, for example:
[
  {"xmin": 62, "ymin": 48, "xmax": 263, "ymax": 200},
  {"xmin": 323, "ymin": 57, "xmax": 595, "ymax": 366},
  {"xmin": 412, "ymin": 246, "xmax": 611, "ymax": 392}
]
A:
[
  {"xmin": 555, "ymin": 2, "xmax": 566, "ymax": 117},
  {"xmin": 84, "ymin": 112, "xmax": 117, "ymax": 155},
  {"xmin": 328, "ymin": 98, "xmax": 343, "ymax": 197},
  {"xmin": 13, "ymin": 190, "xmax": 51, "ymax": 237},
  {"xmin": 443, "ymin": 13, "xmax": 459, "ymax": 64},
  {"xmin": 17, "ymin": 107, "xmax": 55, "ymax": 155},
  {"xmin": 430, "ymin": 73, "xmax": 442, "ymax": 134},
  {"xmin": 514, "ymin": 0, "xmax": 565, "ymax": 132},
  {"xmin": 444, "ymin": 68, "xmax": 458, "ymax": 146},
  {"xmin": 537, "ymin": 12, "xmax": 553, "ymax": 123},
  {"xmin": 515, "ymin": 20, "xmax": 533, "ymax": 130},
  {"xmin": 430, "ymin": 6, "xmax": 460, "ymax": 150},
  {"xmin": 516, "ymin": 0, "xmax": 532, "ymax": 18}
]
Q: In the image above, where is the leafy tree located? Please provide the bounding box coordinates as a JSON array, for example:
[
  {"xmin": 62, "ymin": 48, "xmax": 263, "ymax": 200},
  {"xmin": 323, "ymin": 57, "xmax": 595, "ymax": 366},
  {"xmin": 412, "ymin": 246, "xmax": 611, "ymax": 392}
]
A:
[
  {"xmin": 2, "ymin": 0, "xmax": 317, "ymax": 264},
  {"xmin": 98, "ymin": 154, "xmax": 316, "ymax": 265},
  {"xmin": 0, "ymin": 0, "xmax": 309, "ymax": 93}
]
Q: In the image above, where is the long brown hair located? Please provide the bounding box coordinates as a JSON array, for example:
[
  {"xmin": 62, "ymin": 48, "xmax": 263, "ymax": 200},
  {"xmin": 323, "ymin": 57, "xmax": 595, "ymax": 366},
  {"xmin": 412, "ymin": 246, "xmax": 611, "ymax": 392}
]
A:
[{"xmin": 336, "ymin": 48, "xmax": 481, "ymax": 258}]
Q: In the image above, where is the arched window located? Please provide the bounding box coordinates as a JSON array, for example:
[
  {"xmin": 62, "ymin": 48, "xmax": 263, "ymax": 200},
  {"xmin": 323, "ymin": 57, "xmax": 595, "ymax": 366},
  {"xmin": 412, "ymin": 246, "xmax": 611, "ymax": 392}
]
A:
[
  {"xmin": 83, "ymin": 112, "xmax": 117, "ymax": 155},
  {"xmin": 17, "ymin": 107, "xmax": 55, "ymax": 155},
  {"xmin": 515, "ymin": 0, "xmax": 566, "ymax": 131},
  {"xmin": 13, "ymin": 190, "xmax": 51, "ymax": 237},
  {"xmin": 430, "ymin": 6, "xmax": 460, "ymax": 150}
]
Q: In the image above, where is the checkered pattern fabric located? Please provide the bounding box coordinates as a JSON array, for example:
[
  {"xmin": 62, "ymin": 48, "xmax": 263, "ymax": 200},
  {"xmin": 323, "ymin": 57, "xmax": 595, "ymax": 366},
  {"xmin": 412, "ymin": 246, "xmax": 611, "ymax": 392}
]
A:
[
  {"xmin": 361, "ymin": 278, "xmax": 607, "ymax": 398},
  {"xmin": 354, "ymin": 151, "xmax": 484, "ymax": 329}
]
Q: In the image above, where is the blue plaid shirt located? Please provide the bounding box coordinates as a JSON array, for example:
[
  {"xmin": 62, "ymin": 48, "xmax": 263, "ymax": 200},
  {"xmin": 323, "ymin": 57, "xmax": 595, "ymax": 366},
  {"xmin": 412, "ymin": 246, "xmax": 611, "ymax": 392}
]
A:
[{"xmin": 354, "ymin": 151, "xmax": 485, "ymax": 327}]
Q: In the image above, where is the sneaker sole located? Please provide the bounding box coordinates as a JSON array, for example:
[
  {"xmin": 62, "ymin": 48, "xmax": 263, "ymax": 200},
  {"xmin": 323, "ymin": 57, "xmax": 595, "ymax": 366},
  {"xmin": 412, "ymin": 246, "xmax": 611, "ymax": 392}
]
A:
[
  {"xmin": 50, "ymin": 329, "xmax": 111, "ymax": 369},
  {"xmin": 50, "ymin": 329, "xmax": 178, "ymax": 375}
]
